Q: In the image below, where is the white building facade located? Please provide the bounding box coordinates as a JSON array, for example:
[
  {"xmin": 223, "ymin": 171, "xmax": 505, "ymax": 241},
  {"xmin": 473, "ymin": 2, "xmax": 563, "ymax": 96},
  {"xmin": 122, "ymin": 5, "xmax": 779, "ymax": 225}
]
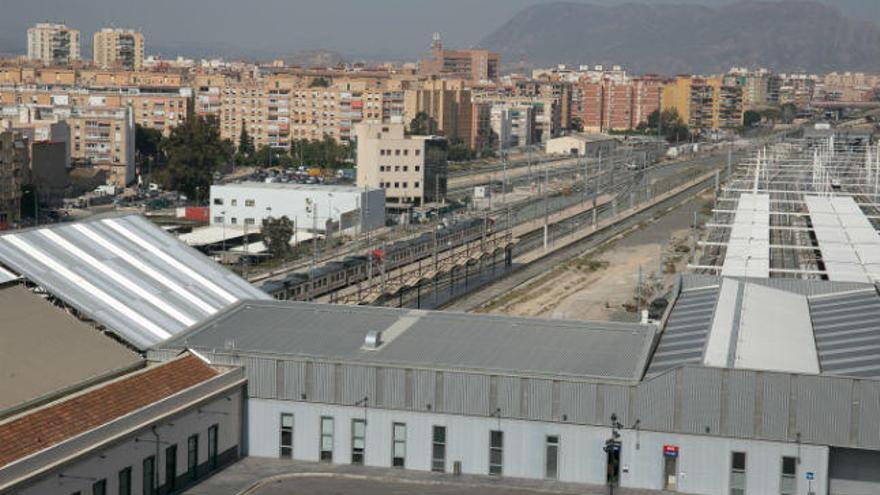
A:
[{"xmin": 209, "ymin": 183, "xmax": 385, "ymax": 234}]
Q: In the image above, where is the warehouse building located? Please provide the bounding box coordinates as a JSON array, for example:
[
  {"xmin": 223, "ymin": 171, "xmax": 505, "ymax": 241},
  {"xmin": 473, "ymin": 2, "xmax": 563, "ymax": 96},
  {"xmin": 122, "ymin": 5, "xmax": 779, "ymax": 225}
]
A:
[
  {"xmin": 209, "ymin": 182, "xmax": 385, "ymax": 235},
  {"xmin": 0, "ymin": 281, "xmax": 246, "ymax": 495},
  {"xmin": 148, "ymin": 285, "xmax": 880, "ymax": 495}
]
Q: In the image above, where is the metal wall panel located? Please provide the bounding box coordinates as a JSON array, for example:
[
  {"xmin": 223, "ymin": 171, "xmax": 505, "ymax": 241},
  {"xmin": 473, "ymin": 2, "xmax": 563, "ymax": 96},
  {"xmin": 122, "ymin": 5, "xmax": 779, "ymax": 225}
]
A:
[
  {"xmin": 796, "ymin": 375, "xmax": 851, "ymax": 446},
  {"xmin": 635, "ymin": 371, "xmax": 675, "ymax": 431},
  {"xmin": 761, "ymin": 373, "xmax": 790, "ymax": 440},
  {"xmin": 412, "ymin": 370, "xmax": 435, "ymax": 412},
  {"xmin": 443, "ymin": 373, "xmax": 490, "ymax": 416},
  {"xmin": 680, "ymin": 367, "xmax": 722, "ymax": 434},
  {"xmin": 341, "ymin": 365, "xmax": 376, "ymax": 406},
  {"xmin": 526, "ymin": 378, "xmax": 553, "ymax": 421},
  {"xmin": 496, "ymin": 376, "xmax": 521, "ymax": 417},
  {"xmin": 724, "ymin": 369, "xmax": 756, "ymax": 438},
  {"xmin": 858, "ymin": 381, "xmax": 880, "ymax": 449},
  {"xmin": 278, "ymin": 360, "xmax": 306, "ymax": 400},
  {"xmin": 242, "ymin": 357, "xmax": 276, "ymax": 399},
  {"xmin": 379, "ymin": 368, "xmax": 407, "ymax": 409},
  {"xmin": 312, "ymin": 362, "xmax": 336, "ymax": 403},
  {"xmin": 559, "ymin": 381, "xmax": 596, "ymax": 424},
  {"xmin": 602, "ymin": 384, "xmax": 631, "ymax": 426}
]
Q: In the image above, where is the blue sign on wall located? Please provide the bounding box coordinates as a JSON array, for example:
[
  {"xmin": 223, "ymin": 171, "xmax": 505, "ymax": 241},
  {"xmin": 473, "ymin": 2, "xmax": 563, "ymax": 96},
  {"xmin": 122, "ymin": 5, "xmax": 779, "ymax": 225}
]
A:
[{"xmin": 806, "ymin": 472, "xmax": 815, "ymax": 481}]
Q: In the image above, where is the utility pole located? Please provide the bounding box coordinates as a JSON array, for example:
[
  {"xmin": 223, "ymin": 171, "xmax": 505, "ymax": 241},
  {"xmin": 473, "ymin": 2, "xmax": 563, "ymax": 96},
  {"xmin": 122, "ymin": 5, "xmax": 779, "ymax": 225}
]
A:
[{"xmin": 543, "ymin": 164, "xmax": 549, "ymax": 250}]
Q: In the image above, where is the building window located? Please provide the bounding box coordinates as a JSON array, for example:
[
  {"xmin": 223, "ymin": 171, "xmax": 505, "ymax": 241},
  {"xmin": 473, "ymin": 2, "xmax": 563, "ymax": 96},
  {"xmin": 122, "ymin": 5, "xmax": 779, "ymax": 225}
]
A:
[
  {"xmin": 392, "ymin": 422, "xmax": 406, "ymax": 468},
  {"xmin": 320, "ymin": 417, "xmax": 334, "ymax": 462},
  {"xmin": 142, "ymin": 455, "xmax": 156, "ymax": 495},
  {"xmin": 394, "ymin": 166, "xmax": 400, "ymax": 172},
  {"xmin": 730, "ymin": 452, "xmax": 746, "ymax": 495},
  {"xmin": 352, "ymin": 419, "xmax": 366, "ymax": 465},
  {"xmin": 165, "ymin": 444, "xmax": 177, "ymax": 492},
  {"xmin": 394, "ymin": 182, "xmax": 399, "ymax": 188},
  {"xmin": 245, "ymin": 199, "xmax": 256, "ymax": 207},
  {"xmin": 187, "ymin": 434, "xmax": 199, "ymax": 480},
  {"xmin": 230, "ymin": 199, "xmax": 237, "ymax": 206},
  {"xmin": 431, "ymin": 426, "xmax": 446, "ymax": 472},
  {"xmin": 395, "ymin": 149, "xmax": 401, "ymax": 156},
  {"xmin": 781, "ymin": 456, "xmax": 797, "ymax": 495},
  {"xmin": 92, "ymin": 479, "xmax": 106, "ymax": 495},
  {"xmin": 403, "ymin": 150, "xmax": 409, "ymax": 156},
  {"xmin": 545, "ymin": 435, "xmax": 559, "ymax": 480},
  {"xmin": 118, "ymin": 467, "xmax": 131, "ymax": 495},
  {"xmin": 213, "ymin": 198, "xmax": 223, "ymax": 205},
  {"xmin": 415, "ymin": 150, "xmax": 421, "ymax": 156},
  {"xmin": 402, "ymin": 182, "xmax": 408, "ymax": 188},
  {"xmin": 280, "ymin": 413, "xmax": 294, "ymax": 458},
  {"xmin": 230, "ymin": 217, "xmax": 238, "ymax": 225},
  {"xmin": 379, "ymin": 166, "xmax": 385, "ymax": 172},
  {"xmin": 245, "ymin": 218, "xmax": 256, "ymax": 225},
  {"xmin": 403, "ymin": 166, "xmax": 408, "ymax": 172},
  {"xmin": 414, "ymin": 182, "xmax": 420, "ymax": 188},
  {"xmin": 214, "ymin": 216, "xmax": 223, "ymax": 224},
  {"xmin": 489, "ymin": 430, "xmax": 503, "ymax": 476},
  {"xmin": 415, "ymin": 166, "xmax": 420, "ymax": 172},
  {"xmin": 208, "ymin": 424, "xmax": 219, "ymax": 469}
]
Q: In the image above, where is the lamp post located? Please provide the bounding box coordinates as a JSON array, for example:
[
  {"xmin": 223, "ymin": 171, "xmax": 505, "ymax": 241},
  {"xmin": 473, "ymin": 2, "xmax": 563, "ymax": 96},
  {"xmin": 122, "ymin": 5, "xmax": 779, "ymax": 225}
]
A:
[
  {"xmin": 220, "ymin": 210, "xmax": 227, "ymax": 258},
  {"xmin": 604, "ymin": 413, "xmax": 624, "ymax": 495}
]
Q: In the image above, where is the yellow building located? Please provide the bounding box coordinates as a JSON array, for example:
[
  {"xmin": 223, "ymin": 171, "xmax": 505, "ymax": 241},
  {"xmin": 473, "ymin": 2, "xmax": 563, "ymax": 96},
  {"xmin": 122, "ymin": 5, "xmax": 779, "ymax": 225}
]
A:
[
  {"xmin": 662, "ymin": 76, "xmax": 743, "ymax": 132},
  {"xmin": 27, "ymin": 23, "xmax": 81, "ymax": 65},
  {"xmin": 93, "ymin": 29, "xmax": 145, "ymax": 71},
  {"xmin": 403, "ymin": 79, "xmax": 473, "ymax": 145}
]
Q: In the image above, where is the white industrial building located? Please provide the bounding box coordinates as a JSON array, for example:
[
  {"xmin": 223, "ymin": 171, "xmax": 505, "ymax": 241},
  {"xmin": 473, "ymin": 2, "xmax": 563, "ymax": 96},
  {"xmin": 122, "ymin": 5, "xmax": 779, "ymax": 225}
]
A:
[
  {"xmin": 210, "ymin": 183, "xmax": 385, "ymax": 234},
  {"xmin": 149, "ymin": 283, "xmax": 880, "ymax": 495},
  {"xmin": 545, "ymin": 134, "xmax": 617, "ymax": 159}
]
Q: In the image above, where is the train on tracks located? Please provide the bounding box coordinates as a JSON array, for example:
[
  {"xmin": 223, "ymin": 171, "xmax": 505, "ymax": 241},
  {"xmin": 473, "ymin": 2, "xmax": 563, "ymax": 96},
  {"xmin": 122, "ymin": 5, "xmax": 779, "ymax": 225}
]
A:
[{"xmin": 260, "ymin": 218, "xmax": 492, "ymax": 301}]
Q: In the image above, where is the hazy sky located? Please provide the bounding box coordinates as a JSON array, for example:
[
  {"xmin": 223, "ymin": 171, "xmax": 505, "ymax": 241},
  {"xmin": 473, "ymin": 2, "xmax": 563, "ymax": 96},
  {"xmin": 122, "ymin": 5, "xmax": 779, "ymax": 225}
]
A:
[{"xmin": 0, "ymin": 0, "xmax": 876, "ymax": 60}]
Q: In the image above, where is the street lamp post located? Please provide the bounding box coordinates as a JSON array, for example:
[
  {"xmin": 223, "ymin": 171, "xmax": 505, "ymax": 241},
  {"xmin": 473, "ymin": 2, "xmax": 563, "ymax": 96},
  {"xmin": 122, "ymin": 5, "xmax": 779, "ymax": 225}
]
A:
[
  {"xmin": 604, "ymin": 413, "xmax": 624, "ymax": 495},
  {"xmin": 220, "ymin": 210, "xmax": 227, "ymax": 259}
]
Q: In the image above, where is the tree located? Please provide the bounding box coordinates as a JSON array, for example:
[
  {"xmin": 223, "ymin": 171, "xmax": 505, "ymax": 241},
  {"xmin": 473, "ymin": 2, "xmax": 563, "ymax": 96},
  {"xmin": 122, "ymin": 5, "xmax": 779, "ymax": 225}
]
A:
[
  {"xmin": 447, "ymin": 139, "xmax": 476, "ymax": 161},
  {"xmin": 408, "ymin": 111, "xmax": 432, "ymax": 135},
  {"xmin": 135, "ymin": 124, "xmax": 163, "ymax": 177},
  {"xmin": 253, "ymin": 145, "xmax": 293, "ymax": 168},
  {"xmin": 262, "ymin": 215, "xmax": 294, "ymax": 258},
  {"xmin": 157, "ymin": 115, "xmax": 232, "ymax": 200},
  {"xmin": 235, "ymin": 122, "xmax": 255, "ymax": 166},
  {"xmin": 290, "ymin": 136, "xmax": 350, "ymax": 168},
  {"xmin": 642, "ymin": 109, "xmax": 690, "ymax": 143},
  {"xmin": 780, "ymin": 103, "xmax": 798, "ymax": 124},
  {"xmin": 743, "ymin": 110, "xmax": 762, "ymax": 128},
  {"xmin": 308, "ymin": 77, "xmax": 330, "ymax": 88}
]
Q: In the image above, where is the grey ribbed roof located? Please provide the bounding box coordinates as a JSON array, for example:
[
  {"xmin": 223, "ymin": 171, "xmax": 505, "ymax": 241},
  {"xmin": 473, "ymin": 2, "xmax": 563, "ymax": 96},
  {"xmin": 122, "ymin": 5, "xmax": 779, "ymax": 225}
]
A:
[
  {"xmin": 810, "ymin": 289, "xmax": 880, "ymax": 378},
  {"xmin": 0, "ymin": 214, "xmax": 269, "ymax": 350},
  {"xmin": 646, "ymin": 285, "xmax": 718, "ymax": 376},
  {"xmin": 158, "ymin": 300, "xmax": 657, "ymax": 382}
]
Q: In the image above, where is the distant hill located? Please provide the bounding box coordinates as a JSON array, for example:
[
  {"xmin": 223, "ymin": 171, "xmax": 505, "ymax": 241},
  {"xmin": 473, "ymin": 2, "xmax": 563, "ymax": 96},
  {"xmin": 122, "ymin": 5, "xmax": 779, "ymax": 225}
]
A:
[
  {"xmin": 281, "ymin": 49, "xmax": 346, "ymax": 68},
  {"xmin": 479, "ymin": 0, "xmax": 880, "ymax": 74}
]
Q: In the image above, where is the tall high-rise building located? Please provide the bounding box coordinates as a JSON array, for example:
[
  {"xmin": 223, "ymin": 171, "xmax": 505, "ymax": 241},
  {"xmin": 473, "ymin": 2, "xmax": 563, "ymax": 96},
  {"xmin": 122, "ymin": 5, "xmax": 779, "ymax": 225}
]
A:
[
  {"xmin": 93, "ymin": 28, "xmax": 145, "ymax": 71},
  {"xmin": 27, "ymin": 23, "xmax": 81, "ymax": 65},
  {"xmin": 418, "ymin": 33, "xmax": 500, "ymax": 82},
  {"xmin": 0, "ymin": 131, "xmax": 26, "ymax": 227}
]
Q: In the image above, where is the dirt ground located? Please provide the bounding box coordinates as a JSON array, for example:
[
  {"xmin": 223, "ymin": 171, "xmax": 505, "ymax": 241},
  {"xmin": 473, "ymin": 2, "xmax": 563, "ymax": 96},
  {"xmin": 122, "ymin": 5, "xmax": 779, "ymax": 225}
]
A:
[{"xmin": 484, "ymin": 192, "xmax": 712, "ymax": 322}]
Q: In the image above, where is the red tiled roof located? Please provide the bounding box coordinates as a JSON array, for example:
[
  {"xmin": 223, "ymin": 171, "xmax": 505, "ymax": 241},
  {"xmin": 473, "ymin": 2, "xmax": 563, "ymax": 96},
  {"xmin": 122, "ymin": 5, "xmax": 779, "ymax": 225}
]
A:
[{"xmin": 0, "ymin": 355, "xmax": 219, "ymax": 468}]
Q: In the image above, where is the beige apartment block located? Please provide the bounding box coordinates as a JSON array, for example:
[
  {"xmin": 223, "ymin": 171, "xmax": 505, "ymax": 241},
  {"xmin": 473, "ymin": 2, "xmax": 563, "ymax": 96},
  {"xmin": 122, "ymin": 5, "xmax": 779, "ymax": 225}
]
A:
[
  {"xmin": 68, "ymin": 107, "xmax": 135, "ymax": 186},
  {"xmin": 93, "ymin": 28, "xmax": 145, "ymax": 71},
  {"xmin": 355, "ymin": 122, "xmax": 447, "ymax": 215},
  {"xmin": 27, "ymin": 23, "xmax": 81, "ymax": 65},
  {"xmin": 403, "ymin": 79, "xmax": 473, "ymax": 146}
]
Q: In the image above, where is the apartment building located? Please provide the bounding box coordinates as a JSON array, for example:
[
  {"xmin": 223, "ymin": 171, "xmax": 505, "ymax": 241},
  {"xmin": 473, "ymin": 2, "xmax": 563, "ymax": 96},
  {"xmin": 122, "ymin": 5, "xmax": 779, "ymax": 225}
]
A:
[
  {"xmin": 577, "ymin": 77, "xmax": 663, "ymax": 133},
  {"xmin": 419, "ymin": 34, "xmax": 500, "ymax": 82},
  {"xmin": 490, "ymin": 104, "xmax": 534, "ymax": 150},
  {"xmin": 0, "ymin": 105, "xmax": 71, "ymax": 203},
  {"xmin": 0, "ymin": 131, "xmax": 26, "ymax": 227},
  {"xmin": 93, "ymin": 28, "xmax": 145, "ymax": 71},
  {"xmin": 26, "ymin": 23, "xmax": 81, "ymax": 65},
  {"xmin": 662, "ymin": 76, "xmax": 743, "ymax": 132},
  {"xmin": 68, "ymin": 106, "xmax": 135, "ymax": 186},
  {"xmin": 403, "ymin": 79, "xmax": 473, "ymax": 145},
  {"xmin": 355, "ymin": 122, "xmax": 447, "ymax": 216}
]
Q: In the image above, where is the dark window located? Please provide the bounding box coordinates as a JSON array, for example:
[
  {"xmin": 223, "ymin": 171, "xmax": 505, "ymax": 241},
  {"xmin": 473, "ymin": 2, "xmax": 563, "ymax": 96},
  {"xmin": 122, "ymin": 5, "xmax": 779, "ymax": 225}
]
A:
[
  {"xmin": 187, "ymin": 434, "xmax": 199, "ymax": 480},
  {"xmin": 142, "ymin": 455, "xmax": 156, "ymax": 495},
  {"xmin": 92, "ymin": 479, "xmax": 106, "ymax": 495},
  {"xmin": 208, "ymin": 424, "xmax": 219, "ymax": 469},
  {"xmin": 731, "ymin": 452, "xmax": 746, "ymax": 495},
  {"xmin": 320, "ymin": 417, "xmax": 334, "ymax": 462},
  {"xmin": 392, "ymin": 423, "xmax": 406, "ymax": 468},
  {"xmin": 351, "ymin": 419, "xmax": 366, "ymax": 465},
  {"xmin": 118, "ymin": 467, "xmax": 131, "ymax": 495},
  {"xmin": 165, "ymin": 444, "xmax": 177, "ymax": 492},
  {"xmin": 280, "ymin": 413, "xmax": 294, "ymax": 458},
  {"xmin": 431, "ymin": 426, "xmax": 446, "ymax": 472},
  {"xmin": 781, "ymin": 456, "xmax": 797, "ymax": 495},
  {"xmin": 545, "ymin": 435, "xmax": 559, "ymax": 480},
  {"xmin": 489, "ymin": 430, "xmax": 503, "ymax": 476}
]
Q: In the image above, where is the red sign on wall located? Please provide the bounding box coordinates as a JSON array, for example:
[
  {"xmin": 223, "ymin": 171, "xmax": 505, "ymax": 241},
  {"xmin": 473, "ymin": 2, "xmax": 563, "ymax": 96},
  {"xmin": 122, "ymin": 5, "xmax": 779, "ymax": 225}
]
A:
[{"xmin": 663, "ymin": 445, "xmax": 679, "ymax": 457}]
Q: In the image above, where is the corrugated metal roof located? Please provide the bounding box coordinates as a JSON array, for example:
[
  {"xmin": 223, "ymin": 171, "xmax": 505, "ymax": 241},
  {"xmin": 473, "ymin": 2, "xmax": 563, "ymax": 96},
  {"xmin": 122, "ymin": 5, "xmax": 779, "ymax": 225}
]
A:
[
  {"xmin": 0, "ymin": 266, "xmax": 18, "ymax": 284},
  {"xmin": 810, "ymin": 289, "xmax": 880, "ymax": 378},
  {"xmin": 721, "ymin": 193, "xmax": 770, "ymax": 278},
  {"xmin": 647, "ymin": 286, "xmax": 719, "ymax": 376},
  {"xmin": 0, "ymin": 215, "xmax": 269, "ymax": 350},
  {"xmin": 159, "ymin": 300, "xmax": 656, "ymax": 382}
]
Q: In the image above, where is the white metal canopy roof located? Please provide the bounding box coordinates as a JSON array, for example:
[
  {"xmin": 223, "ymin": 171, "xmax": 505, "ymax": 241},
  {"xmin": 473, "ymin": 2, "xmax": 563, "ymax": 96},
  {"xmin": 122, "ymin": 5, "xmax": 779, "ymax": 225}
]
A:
[
  {"xmin": 0, "ymin": 214, "xmax": 269, "ymax": 350},
  {"xmin": 721, "ymin": 193, "xmax": 770, "ymax": 278},
  {"xmin": 805, "ymin": 195, "xmax": 880, "ymax": 283}
]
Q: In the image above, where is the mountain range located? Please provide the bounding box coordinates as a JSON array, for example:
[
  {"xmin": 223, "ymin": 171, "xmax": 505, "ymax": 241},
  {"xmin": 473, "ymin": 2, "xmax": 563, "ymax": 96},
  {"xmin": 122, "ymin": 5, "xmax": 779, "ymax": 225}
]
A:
[{"xmin": 479, "ymin": 0, "xmax": 880, "ymax": 74}]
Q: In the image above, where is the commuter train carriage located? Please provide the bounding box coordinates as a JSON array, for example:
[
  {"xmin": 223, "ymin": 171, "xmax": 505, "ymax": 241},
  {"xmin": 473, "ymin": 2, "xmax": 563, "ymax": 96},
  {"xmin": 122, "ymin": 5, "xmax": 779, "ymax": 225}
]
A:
[{"xmin": 261, "ymin": 218, "xmax": 492, "ymax": 301}]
